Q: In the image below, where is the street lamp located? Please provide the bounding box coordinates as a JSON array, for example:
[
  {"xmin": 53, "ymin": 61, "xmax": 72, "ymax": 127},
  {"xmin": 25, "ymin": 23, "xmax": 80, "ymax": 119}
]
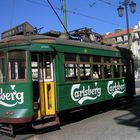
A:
[{"xmin": 117, "ymin": 0, "xmax": 136, "ymax": 50}]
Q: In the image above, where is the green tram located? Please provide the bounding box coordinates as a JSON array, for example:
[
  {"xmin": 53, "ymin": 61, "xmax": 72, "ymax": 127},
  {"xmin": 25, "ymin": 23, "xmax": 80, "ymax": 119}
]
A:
[{"xmin": 0, "ymin": 28, "xmax": 135, "ymax": 136}]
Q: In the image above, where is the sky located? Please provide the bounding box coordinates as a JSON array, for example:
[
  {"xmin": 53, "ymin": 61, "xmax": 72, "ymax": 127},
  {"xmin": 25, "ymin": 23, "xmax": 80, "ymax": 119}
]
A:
[{"xmin": 0, "ymin": 0, "xmax": 140, "ymax": 36}]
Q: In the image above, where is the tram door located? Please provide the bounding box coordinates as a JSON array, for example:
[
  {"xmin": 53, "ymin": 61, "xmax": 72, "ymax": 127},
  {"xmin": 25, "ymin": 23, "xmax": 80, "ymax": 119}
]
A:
[{"xmin": 31, "ymin": 53, "xmax": 55, "ymax": 117}]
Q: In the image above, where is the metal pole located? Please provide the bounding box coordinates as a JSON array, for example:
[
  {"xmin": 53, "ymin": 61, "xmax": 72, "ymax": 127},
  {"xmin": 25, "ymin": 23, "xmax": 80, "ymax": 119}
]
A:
[
  {"xmin": 62, "ymin": 0, "xmax": 67, "ymax": 33},
  {"xmin": 46, "ymin": 0, "xmax": 69, "ymax": 35},
  {"xmin": 124, "ymin": 0, "xmax": 131, "ymax": 50}
]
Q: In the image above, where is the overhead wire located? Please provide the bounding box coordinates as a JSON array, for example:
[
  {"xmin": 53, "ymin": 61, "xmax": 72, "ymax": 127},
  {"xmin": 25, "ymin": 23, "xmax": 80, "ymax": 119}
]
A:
[
  {"xmin": 45, "ymin": 0, "xmax": 70, "ymax": 35},
  {"xmin": 26, "ymin": 0, "xmax": 49, "ymax": 7},
  {"xmin": 98, "ymin": 0, "xmax": 140, "ymax": 14},
  {"xmin": 26, "ymin": 0, "xmax": 125, "ymax": 29},
  {"xmin": 66, "ymin": 9, "xmax": 125, "ymax": 28},
  {"xmin": 98, "ymin": 0, "xmax": 117, "ymax": 7},
  {"xmin": 88, "ymin": 0, "xmax": 98, "ymax": 7}
]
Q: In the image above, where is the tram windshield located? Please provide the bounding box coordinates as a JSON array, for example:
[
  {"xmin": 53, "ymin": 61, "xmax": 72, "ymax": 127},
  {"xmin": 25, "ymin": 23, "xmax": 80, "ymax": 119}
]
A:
[{"xmin": 8, "ymin": 50, "xmax": 27, "ymax": 80}]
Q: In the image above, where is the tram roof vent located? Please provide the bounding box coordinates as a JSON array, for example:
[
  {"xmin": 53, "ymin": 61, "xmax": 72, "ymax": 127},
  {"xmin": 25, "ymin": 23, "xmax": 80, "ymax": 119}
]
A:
[
  {"xmin": 42, "ymin": 30, "xmax": 61, "ymax": 37},
  {"xmin": 69, "ymin": 27, "xmax": 103, "ymax": 42},
  {"xmin": 59, "ymin": 33, "xmax": 69, "ymax": 39},
  {"xmin": 1, "ymin": 22, "xmax": 36, "ymax": 39}
]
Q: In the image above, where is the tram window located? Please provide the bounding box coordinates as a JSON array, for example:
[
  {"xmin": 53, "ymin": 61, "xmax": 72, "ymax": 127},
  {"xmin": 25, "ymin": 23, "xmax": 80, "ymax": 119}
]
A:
[
  {"xmin": 80, "ymin": 55, "xmax": 90, "ymax": 62},
  {"xmin": 80, "ymin": 55, "xmax": 91, "ymax": 80},
  {"xmin": 65, "ymin": 54, "xmax": 76, "ymax": 62},
  {"xmin": 8, "ymin": 50, "xmax": 27, "ymax": 80},
  {"xmin": 104, "ymin": 65, "xmax": 112, "ymax": 78},
  {"xmin": 121, "ymin": 59, "xmax": 127, "ymax": 77},
  {"xmin": 80, "ymin": 64, "xmax": 91, "ymax": 80},
  {"xmin": 0, "ymin": 52, "xmax": 6, "ymax": 83},
  {"xmin": 32, "ymin": 64, "xmax": 38, "ymax": 80},
  {"xmin": 93, "ymin": 56, "xmax": 101, "ymax": 63},
  {"xmin": 112, "ymin": 58, "xmax": 121, "ymax": 78},
  {"xmin": 113, "ymin": 65, "xmax": 120, "ymax": 78},
  {"xmin": 104, "ymin": 57, "xmax": 111, "ymax": 63},
  {"xmin": 93, "ymin": 64, "xmax": 101, "ymax": 79},
  {"xmin": 103, "ymin": 57, "xmax": 112, "ymax": 79},
  {"xmin": 31, "ymin": 54, "xmax": 38, "ymax": 80},
  {"xmin": 113, "ymin": 58, "xmax": 120, "ymax": 64},
  {"xmin": 44, "ymin": 55, "xmax": 52, "ymax": 79},
  {"xmin": 93, "ymin": 56, "xmax": 102, "ymax": 79},
  {"xmin": 64, "ymin": 54, "xmax": 78, "ymax": 81},
  {"xmin": 65, "ymin": 64, "xmax": 78, "ymax": 80},
  {"xmin": 122, "ymin": 65, "xmax": 127, "ymax": 77}
]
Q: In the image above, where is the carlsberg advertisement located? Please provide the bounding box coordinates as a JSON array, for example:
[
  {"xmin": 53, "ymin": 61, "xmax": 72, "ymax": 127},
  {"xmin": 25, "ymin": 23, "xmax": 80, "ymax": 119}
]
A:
[
  {"xmin": 70, "ymin": 80, "xmax": 126, "ymax": 105},
  {"xmin": 0, "ymin": 85, "xmax": 24, "ymax": 107}
]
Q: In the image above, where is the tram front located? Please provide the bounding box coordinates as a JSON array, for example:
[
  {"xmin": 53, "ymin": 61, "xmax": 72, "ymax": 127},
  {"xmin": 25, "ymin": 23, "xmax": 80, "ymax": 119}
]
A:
[
  {"xmin": 0, "ymin": 49, "xmax": 34, "ymax": 135},
  {"xmin": 0, "ymin": 47, "xmax": 58, "ymax": 135}
]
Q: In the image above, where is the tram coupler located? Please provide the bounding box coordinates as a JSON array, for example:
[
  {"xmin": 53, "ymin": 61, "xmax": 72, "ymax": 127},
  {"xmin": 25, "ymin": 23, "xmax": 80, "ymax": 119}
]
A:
[{"xmin": 0, "ymin": 124, "xmax": 15, "ymax": 138}]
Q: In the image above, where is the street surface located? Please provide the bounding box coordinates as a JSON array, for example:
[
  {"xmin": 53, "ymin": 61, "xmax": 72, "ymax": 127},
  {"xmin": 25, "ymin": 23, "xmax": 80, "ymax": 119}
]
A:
[{"xmin": 1, "ymin": 79, "xmax": 140, "ymax": 140}]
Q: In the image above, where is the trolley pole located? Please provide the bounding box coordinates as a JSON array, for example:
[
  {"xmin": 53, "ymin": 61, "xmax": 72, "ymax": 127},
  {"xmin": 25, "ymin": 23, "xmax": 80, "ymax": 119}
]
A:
[{"xmin": 62, "ymin": 0, "xmax": 67, "ymax": 33}]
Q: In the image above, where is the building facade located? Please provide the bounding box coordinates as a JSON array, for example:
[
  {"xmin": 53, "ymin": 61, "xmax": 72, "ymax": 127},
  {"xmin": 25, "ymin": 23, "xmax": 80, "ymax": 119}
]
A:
[{"xmin": 103, "ymin": 21, "xmax": 140, "ymax": 78}]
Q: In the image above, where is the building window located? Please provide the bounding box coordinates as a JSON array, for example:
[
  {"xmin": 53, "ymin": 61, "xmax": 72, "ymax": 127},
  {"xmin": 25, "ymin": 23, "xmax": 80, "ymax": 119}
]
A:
[
  {"xmin": 112, "ymin": 38, "xmax": 116, "ymax": 42},
  {"xmin": 124, "ymin": 35, "xmax": 128, "ymax": 41},
  {"xmin": 117, "ymin": 36, "xmax": 123, "ymax": 42}
]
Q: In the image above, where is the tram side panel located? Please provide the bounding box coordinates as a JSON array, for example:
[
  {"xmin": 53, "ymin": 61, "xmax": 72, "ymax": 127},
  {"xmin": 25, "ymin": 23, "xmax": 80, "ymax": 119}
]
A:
[
  {"xmin": 55, "ymin": 53, "xmax": 126, "ymax": 112},
  {"xmin": 56, "ymin": 80, "xmax": 126, "ymax": 112}
]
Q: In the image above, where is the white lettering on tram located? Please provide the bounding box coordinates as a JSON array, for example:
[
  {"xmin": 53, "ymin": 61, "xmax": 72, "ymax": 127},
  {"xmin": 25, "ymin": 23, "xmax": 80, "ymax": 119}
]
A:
[
  {"xmin": 71, "ymin": 82, "xmax": 101, "ymax": 105},
  {"xmin": 107, "ymin": 80, "xmax": 126, "ymax": 97},
  {"xmin": 0, "ymin": 85, "xmax": 24, "ymax": 107}
]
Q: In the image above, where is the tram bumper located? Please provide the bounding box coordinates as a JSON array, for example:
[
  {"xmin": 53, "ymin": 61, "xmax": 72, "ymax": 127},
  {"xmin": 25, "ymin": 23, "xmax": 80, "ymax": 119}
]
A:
[{"xmin": 0, "ymin": 109, "xmax": 33, "ymax": 124}]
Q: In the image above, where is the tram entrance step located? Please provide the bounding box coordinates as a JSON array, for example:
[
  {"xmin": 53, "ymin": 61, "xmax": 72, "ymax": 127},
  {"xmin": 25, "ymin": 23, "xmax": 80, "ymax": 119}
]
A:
[{"xmin": 32, "ymin": 115, "xmax": 60, "ymax": 129}]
